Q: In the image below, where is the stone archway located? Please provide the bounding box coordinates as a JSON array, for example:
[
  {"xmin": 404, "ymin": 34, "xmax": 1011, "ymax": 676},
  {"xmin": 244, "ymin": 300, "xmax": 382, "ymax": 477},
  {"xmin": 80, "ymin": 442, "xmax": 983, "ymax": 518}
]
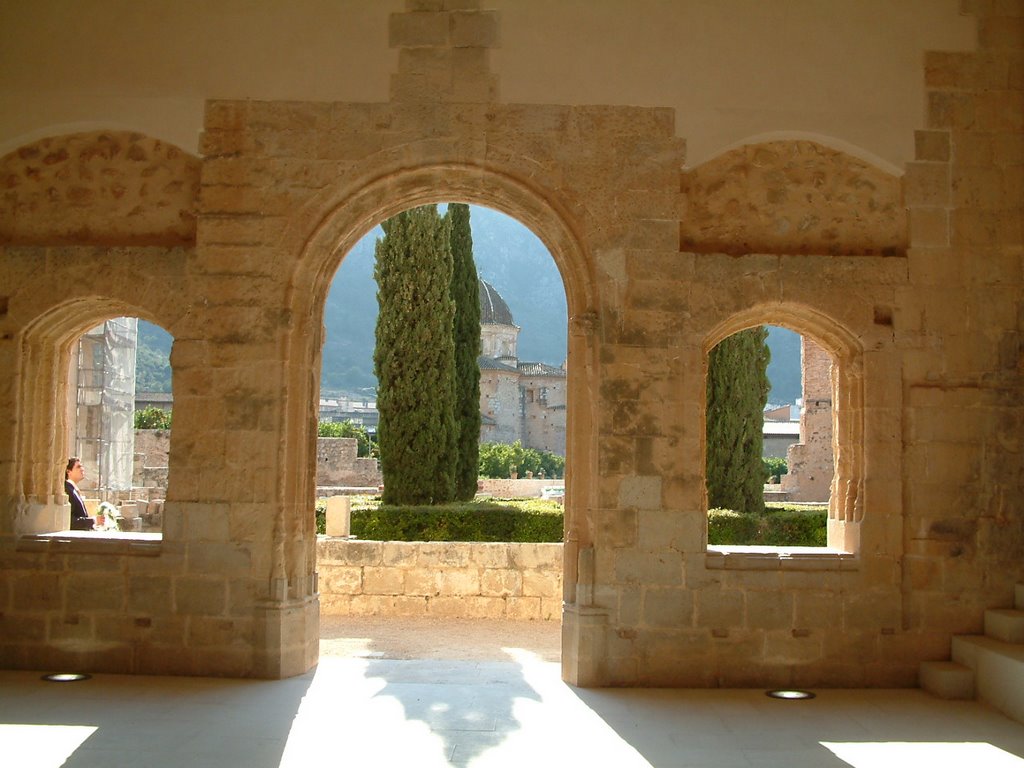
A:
[
  {"xmin": 704, "ymin": 303, "xmax": 866, "ymax": 549},
  {"xmin": 277, "ymin": 159, "xmax": 601, "ymax": 679}
]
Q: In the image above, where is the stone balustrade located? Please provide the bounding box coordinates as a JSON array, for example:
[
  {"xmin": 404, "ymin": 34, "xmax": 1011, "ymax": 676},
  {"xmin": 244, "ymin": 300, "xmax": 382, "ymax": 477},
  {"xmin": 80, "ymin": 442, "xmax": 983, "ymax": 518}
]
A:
[{"xmin": 316, "ymin": 539, "xmax": 563, "ymax": 621}]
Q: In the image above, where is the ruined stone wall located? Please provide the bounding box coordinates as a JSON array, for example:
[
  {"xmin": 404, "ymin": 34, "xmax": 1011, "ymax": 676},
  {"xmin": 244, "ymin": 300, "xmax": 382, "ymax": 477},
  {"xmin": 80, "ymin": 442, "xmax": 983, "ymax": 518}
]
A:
[
  {"xmin": 315, "ymin": 437, "xmax": 381, "ymax": 488},
  {"xmin": 318, "ymin": 540, "xmax": 562, "ymax": 621},
  {"xmin": 479, "ymin": 369, "xmax": 521, "ymax": 444},
  {"xmin": 134, "ymin": 429, "xmax": 170, "ymax": 468},
  {"xmin": 521, "ymin": 375, "xmax": 566, "ymax": 455},
  {"xmin": 782, "ymin": 337, "xmax": 835, "ymax": 502},
  {"xmin": 479, "ymin": 478, "xmax": 563, "ymax": 497}
]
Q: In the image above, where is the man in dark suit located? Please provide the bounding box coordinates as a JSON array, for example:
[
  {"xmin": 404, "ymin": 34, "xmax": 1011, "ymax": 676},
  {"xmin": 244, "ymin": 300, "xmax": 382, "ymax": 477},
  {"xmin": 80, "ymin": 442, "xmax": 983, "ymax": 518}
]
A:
[{"xmin": 65, "ymin": 457, "xmax": 93, "ymax": 531}]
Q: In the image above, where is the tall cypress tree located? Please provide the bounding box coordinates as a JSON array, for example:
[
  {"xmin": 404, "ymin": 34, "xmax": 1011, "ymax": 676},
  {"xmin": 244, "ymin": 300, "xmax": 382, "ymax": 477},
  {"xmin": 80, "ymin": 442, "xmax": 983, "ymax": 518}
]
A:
[
  {"xmin": 705, "ymin": 326, "xmax": 771, "ymax": 515},
  {"xmin": 373, "ymin": 205, "xmax": 457, "ymax": 505},
  {"xmin": 446, "ymin": 203, "xmax": 482, "ymax": 501}
]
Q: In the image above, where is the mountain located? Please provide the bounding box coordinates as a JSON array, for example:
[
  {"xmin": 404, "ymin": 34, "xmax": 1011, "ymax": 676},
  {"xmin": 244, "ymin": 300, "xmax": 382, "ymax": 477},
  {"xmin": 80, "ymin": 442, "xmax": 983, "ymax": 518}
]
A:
[
  {"xmin": 135, "ymin": 321, "xmax": 173, "ymax": 392},
  {"xmin": 320, "ymin": 205, "xmax": 569, "ymax": 395},
  {"xmin": 765, "ymin": 325, "xmax": 801, "ymax": 406},
  {"xmin": 136, "ymin": 205, "xmax": 802, "ymax": 405}
]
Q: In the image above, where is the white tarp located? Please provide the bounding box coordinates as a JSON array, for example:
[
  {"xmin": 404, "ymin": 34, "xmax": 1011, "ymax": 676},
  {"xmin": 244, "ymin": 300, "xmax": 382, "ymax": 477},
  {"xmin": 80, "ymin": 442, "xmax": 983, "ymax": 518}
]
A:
[{"xmin": 76, "ymin": 317, "xmax": 137, "ymax": 492}]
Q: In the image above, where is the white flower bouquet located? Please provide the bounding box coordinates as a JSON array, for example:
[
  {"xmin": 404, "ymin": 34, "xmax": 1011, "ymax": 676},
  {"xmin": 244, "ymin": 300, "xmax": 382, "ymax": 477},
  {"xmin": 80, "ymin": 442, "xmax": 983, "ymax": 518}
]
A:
[{"xmin": 94, "ymin": 501, "xmax": 123, "ymax": 531}]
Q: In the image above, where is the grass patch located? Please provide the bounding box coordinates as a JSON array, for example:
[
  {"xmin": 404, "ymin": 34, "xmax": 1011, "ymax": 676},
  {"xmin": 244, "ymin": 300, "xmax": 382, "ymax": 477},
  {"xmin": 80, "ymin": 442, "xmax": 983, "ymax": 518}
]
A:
[
  {"xmin": 316, "ymin": 495, "xmax": 563, "ymax": 542},
  {"xmin": 708, "ymin": 503, "xmax": 828, "ymax": 547}
]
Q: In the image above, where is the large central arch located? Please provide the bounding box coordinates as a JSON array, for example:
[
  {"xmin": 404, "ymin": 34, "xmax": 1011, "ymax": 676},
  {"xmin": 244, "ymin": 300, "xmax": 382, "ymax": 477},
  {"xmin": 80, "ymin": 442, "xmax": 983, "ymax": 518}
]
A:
[{"xmin": 277, "ymin": 158, "xmax": 601, "ymax": 668}]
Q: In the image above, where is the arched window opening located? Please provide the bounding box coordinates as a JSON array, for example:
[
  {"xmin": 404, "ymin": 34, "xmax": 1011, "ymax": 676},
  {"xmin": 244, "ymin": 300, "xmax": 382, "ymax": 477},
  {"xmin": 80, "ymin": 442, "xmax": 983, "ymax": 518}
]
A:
[
  {"xmin": 706, "ymin": 319, "xmax": 858, "ymax": 553},
  {"xmin": 63, "ymin": 316, "xmax": 173, "ymax": 534}
]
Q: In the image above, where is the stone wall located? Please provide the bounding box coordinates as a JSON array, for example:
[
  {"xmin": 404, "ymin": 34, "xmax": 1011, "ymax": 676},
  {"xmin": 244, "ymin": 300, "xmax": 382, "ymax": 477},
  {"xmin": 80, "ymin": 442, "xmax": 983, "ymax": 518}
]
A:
[
  {"xmin": 0, "ymin": 2, "xmax": 1020, "ymax": 689},
  {"xmin": 479, "ymin": 478, "xmax": 563, "ymax": 498},
  {"xmin": 479, "ymin": 367, "xmax": 521, "ymax": 444},
  {"xmin": 521, "ymin": 374, "xmax": 567, "ymax": 455},
  {"xmin": 0, "ymin": 132, "xmax": 199, "ymax": 246},
  {"xmin": 317, "ymin": 540, "xmax": 562, "ymax": 621},
  {"xmin": 316, "ymin": 437, "xmax": 381, "ymax": 489},
  {"xmin": 134, "ymin": 429, "xmax": 170, "ymax": 469}
]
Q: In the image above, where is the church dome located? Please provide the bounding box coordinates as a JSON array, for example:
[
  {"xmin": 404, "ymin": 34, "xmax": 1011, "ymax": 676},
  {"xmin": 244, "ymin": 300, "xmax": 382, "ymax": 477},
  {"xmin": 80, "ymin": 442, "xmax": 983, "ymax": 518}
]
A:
[{"xmin": 478, "ymin": 279, "xmax": 515, "ymax": 326}]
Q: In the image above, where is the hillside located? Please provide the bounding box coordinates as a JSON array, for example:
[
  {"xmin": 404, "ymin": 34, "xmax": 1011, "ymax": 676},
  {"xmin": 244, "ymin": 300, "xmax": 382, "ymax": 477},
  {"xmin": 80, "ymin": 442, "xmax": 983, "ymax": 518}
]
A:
[{"xmin": 137, "ymin": 205, "xmax": 802, "ymax": 404}]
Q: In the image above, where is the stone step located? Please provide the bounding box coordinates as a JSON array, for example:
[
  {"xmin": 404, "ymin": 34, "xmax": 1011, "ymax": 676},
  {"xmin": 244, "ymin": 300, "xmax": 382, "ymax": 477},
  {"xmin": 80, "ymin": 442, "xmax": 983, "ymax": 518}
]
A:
[
  {"xmin": 919, "ymin": 660, "xmax": 975, "ymax": 700},
  {"xmin": 952, "ymin": 635, "xmax": 1024, "ymax": 724},
  {"xmin": 985, "ymin": 608, "xmax": 1024, "ymax": 644}
]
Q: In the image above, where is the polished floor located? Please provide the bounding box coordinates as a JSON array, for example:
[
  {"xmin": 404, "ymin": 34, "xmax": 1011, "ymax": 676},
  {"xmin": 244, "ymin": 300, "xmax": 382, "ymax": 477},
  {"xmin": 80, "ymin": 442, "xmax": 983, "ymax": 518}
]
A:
[{"xmin": 5, "ymin": 627, "xmax": 1024, "ymax": 767}]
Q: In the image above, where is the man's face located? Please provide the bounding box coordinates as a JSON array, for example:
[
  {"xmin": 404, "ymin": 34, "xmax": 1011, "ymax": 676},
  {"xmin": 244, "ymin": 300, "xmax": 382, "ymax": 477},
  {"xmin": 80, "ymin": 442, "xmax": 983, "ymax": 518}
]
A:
[{"xmin": 69, "ymin": 461, "xmax": 85, "ymax": 484}]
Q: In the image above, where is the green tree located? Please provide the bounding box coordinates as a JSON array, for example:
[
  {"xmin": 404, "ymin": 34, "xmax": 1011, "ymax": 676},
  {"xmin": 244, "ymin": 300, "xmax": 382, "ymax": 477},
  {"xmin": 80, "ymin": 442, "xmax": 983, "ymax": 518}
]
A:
[
  {"xmin": 447, "ymin": 203, "xmax": 482, "ymax": 500},
  {"xmin": 706, "ymin": 326, "xmax": 771, "ymax": 514},
  {"xmin": 317, "ymin": 419, "xmax": 374, "ymax": 458},
  {"xmin": 134, "ymin": 406, "xmax": 172, "ymax": 430},
  {"xmin": 478, "ymin": 441, "xmax": 564, "ymax": 479},
  {"xmin": 373, "ymin": 205, "xmax": 457, "ymax": 505}
]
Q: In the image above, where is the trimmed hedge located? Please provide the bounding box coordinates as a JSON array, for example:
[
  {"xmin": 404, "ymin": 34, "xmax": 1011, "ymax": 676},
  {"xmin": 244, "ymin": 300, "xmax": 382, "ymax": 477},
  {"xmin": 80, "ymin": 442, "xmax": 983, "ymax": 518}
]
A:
[
  {"xmin": 316, "ymin": 497, "xmax": 563, "ymax": 542},
  {"xmin": 708, "ymin": 503, "xmax": 827, "ymax": 547},
  {"xmin": 315, "ymin": 498, "xmax": 827, "ymax": 546}
]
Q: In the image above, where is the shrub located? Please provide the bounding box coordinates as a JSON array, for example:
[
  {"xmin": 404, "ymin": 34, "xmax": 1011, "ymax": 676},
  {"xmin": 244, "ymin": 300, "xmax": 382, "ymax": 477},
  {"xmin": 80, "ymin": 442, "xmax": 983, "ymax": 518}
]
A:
[
  {"xmin": 708, "ymin": 503, "xmax": 827, "ymax": 547},
  {"xmin": 478, "ymin": 441, "xmax": 564, "ymax": 479},
  {"xmin": 762, "ymin": 456, "xmax": 788, "ymax": 483},
  {"xmin": 134, "ymin": 406, "xmax": 172, "ymax": 430},
  {"xmin": 315, "ymin": 496, "xmax": 563, "ymax": 542}
]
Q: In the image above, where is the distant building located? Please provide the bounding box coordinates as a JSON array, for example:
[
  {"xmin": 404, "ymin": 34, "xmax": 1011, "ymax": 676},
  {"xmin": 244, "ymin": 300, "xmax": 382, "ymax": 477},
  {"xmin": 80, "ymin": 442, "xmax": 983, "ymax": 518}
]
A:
[
  {"xmin": 331, "ymin": 278, "xmax": 570, "ymax": 457},
  {"xmin": 318, "ymin": 393, "xmax": 379, "ymax": 433},
  {"xmin": 477, "ymin": 279, "xmax": 566, "ymax": 456}
]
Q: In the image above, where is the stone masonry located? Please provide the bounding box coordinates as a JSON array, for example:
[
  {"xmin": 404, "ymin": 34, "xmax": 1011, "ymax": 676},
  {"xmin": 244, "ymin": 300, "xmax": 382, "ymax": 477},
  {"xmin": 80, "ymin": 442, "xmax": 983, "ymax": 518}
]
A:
[
  {"xmin": 317, "ymin": 540, "xmax": 562, "ymax": 621},
  {"xmin": 782, "ymin": 337, "xmax": 836, "ymax": 502},
  {"xmin": 0, "ymin": 1, "xmax": 1021, "ymax": 687}
]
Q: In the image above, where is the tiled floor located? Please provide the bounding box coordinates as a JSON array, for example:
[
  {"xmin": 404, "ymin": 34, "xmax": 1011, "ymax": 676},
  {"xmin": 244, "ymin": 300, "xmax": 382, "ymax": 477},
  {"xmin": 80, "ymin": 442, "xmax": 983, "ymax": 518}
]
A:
[{"xmin": 5, "ymin": 649, "xmax": 1024, "ymax": 767}]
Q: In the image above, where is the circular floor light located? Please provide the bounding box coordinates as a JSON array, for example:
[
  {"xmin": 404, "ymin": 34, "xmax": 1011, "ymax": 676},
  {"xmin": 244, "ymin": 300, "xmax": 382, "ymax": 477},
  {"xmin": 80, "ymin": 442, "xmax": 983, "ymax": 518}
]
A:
[
  {"xmin": 766, "ymin": 689, "xmax": 815, "ymax": 700},
  {"xmin": 41, "ymin": 673, "xmax": 92, "ymax": 683}
]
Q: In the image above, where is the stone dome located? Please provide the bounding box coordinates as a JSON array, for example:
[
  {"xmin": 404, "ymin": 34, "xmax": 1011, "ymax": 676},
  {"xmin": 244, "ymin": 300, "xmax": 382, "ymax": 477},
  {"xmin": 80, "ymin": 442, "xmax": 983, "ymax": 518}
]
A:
[{"xmin": 478, "ymin": 278, "xmax": 515, "ymax": 326}]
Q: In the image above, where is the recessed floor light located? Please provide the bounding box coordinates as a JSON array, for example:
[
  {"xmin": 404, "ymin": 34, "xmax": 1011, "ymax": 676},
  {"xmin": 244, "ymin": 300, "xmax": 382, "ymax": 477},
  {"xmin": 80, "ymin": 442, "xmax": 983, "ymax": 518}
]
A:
[
  {"xmin": 41, "ymin": 673, "xmax": 92, "ymax": 683},
  {"xmin": 766, "ymin": 689, "xmax": 815, "ymax": 700}
]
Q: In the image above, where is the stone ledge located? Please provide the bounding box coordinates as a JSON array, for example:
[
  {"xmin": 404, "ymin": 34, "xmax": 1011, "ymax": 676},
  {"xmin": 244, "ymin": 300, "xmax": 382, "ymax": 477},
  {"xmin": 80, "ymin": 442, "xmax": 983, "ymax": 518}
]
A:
[
  {"xmin": 17, "ymin": 531, "xmax": 163, "ymax": 557},
  {"xmin": 706, "ymin": 545, "xmax": 856, "ymax": 571}
]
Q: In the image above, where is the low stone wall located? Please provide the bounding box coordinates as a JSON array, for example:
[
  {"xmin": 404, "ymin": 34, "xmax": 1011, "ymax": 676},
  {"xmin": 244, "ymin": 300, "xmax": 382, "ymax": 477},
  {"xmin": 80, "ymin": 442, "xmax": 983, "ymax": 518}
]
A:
[
  {"xmin": 317, "ymin": 539, "xmax": 563, "ymax": 621},
  {"xmin": 478, "ymin": 478, "xmax": 564, "ymax": 498}
]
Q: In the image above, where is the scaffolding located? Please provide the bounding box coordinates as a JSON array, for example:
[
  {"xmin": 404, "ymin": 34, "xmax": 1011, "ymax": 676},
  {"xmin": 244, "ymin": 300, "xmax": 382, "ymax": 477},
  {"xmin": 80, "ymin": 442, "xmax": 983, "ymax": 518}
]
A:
[{"xmin": 72, "ymin": 317, "xmax": 138, "ymax": 496}]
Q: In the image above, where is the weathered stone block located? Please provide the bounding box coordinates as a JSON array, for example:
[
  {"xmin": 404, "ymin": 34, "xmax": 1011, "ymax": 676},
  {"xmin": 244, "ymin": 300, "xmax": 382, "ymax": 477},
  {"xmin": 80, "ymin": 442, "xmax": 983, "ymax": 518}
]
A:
[
  {"xmin": 469, "ymin": 543, "xmax": 511, "ymax": 569},
  {"xmin": 362, "ymin": 566, "xmax": 405, "ymax": 595},
  {"xmin": 403, "ymin": 567, "xmax": 438, "ymax": 597},
  {"xmin": 745, "ymin": 591, "xmax": 794, "ymax": 631},
  {"xmin": 506, "ymin": 596, "xmax": 541, "ymax": 620},
  {"xmin": 614, "ymin": 548, "xmax": 682, "ymax": 587},
  {"xmin": 174, "ymin": 577, "xmax": 226, "ymax": 616},
  {"xmin": 905, "ymin": 162, "xmax": 951, "ymax": 207},
  {"xmin": 642, "ymin": 588, "xmax": 694, "ymax": 628},
  {"xmin": 390, "ymin": 11, "xmax": 449, "ymax": 48},
  {"xmin": 450, "ymin": 10, "xmax": 498, "ymax": 48},
  {"xmin": 10, "ymin": 574, "xmax": 58, "ymax": 617},
  {"xmin": 128, "ymin": 575, "xmax": 174, "ymax": 613},
  {"xmin": 435, "ymin": 569, "xmax": 481, "ymax": 596},
  {"xmin": 319, "ymin": 566, "xmax": 362, "ymax": 595},
  {"xmin": 417, "ymin": 542, "xmax": 471, "ymax": 567},
  {"xmin": 618, "ymin": 475, "xmax": 662, "ymax": 510},
  {"xmin": 909, "ymin": 207, "xmax": 950, "ymax": 248},
  {"xmin": 695, "ymin": 590, "xmax": 744, "ymax": 628}
]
